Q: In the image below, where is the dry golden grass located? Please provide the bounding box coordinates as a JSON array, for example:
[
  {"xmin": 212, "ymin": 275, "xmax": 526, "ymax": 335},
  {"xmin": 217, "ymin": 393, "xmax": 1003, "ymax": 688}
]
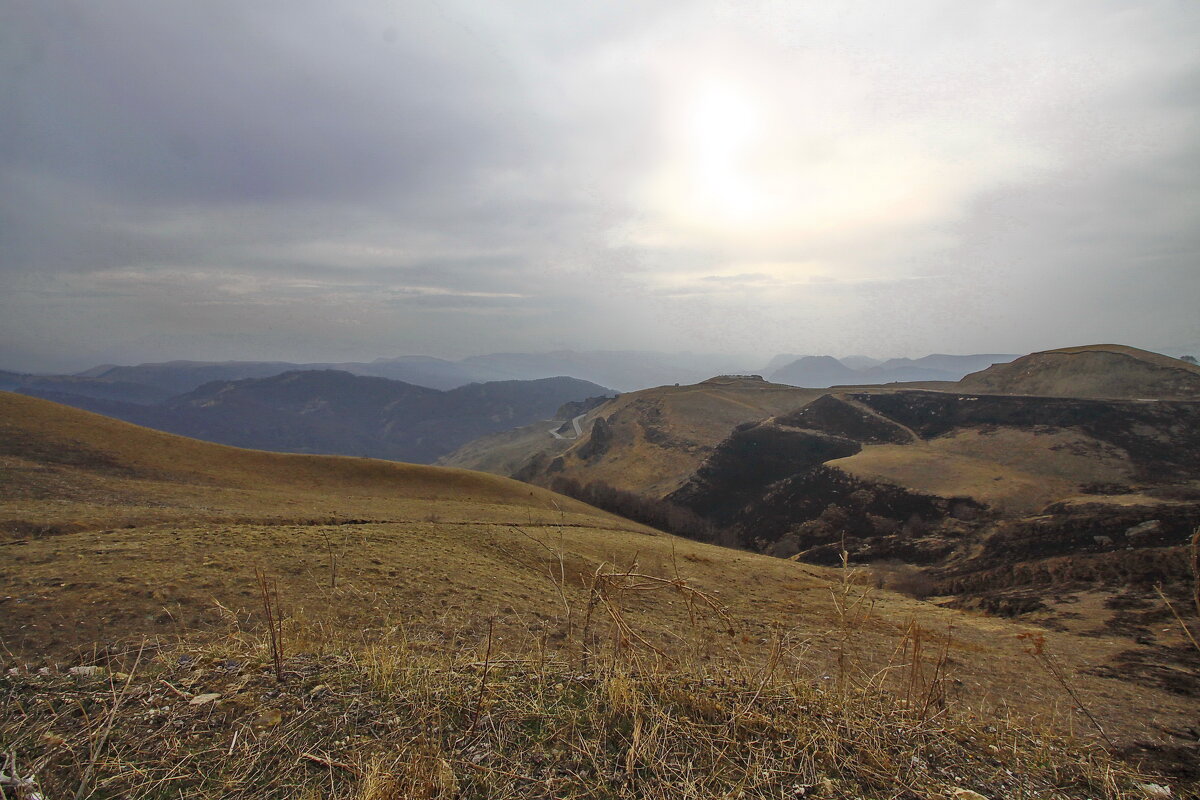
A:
[
  {"xmin": 2, "ymin": 391, "xmax": 1197, "ymax": 796},
  {"xmin": 1, "ymin": 622, "xmax": 1162, "ymax": 800},
  {"xmin": 830, "ymin": 427, "xmax": 1134, "ymax": 514},
  {"xmin": 959, "ymin": 344, "xmax": 1200, "ymax": 399}
]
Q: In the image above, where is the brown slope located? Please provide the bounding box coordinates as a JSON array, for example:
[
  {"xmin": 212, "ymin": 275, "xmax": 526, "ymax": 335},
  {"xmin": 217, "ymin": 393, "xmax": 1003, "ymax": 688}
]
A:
[
  {"xmin": 6, "ymin": 390, "xmax": 1197, "ymax": 770},
  {"xmin": 959, "ymin": 343, "xmax": 1200, "ymax": 399}
]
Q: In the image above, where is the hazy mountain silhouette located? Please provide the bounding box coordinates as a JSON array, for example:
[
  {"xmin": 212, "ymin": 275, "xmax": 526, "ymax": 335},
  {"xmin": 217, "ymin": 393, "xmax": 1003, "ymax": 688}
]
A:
[{"xmin": 22, "ymin": 370, "xmax": 612, "ymax": 463}]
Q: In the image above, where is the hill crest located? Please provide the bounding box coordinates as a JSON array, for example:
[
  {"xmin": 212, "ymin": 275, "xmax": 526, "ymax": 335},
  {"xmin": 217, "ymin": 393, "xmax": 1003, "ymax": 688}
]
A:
[{"xmin": 959, "ymin": 344, "xmax": 1200, "ymax": 399}]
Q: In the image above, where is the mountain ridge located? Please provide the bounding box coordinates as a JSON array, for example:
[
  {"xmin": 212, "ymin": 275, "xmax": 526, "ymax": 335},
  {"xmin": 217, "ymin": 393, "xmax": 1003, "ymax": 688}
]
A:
[
  {"xmin": 19, "ymin": 370, "xmax": 612, "ymax": 464},
  {"xmin": 769, "ymin": 352, "xmax": 1019, "ymax": 387}
]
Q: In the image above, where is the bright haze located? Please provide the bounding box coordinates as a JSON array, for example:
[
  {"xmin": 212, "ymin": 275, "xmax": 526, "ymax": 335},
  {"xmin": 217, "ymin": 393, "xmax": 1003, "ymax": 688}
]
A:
[{"xmin": 2, "ymin": 1, "xmax": 1198, "ymax": 373}]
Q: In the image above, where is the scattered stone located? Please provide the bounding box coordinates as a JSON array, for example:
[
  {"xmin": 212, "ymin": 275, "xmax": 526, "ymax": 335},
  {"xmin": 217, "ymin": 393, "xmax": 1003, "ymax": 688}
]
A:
[
  {"xmin": 1136, "ymin": 783, "xmax": 1172, "ymax": 799},
  {"xmin": 188, "ymin": 692, "xmax": 221, "ymax": 706},
  {"xmin": 950, "ymin": 790, "xmax": 989, "ymax": 800},
  {"xmin": 69, "ymin": 665, "xmax": 105, "ymax": 678},
  {"xmin": 1125, "ymin": 520, "xmax": 1162, "ymax": 540},
  {"xmin": 253, "ymin": 708, "xmax": 283, "ymax": 728}
]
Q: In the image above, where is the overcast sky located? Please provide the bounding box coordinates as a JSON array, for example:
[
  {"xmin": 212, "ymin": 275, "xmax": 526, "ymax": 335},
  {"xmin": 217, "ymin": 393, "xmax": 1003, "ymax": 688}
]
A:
[{"xmin": 2, "ymin": 1, "xmax": 1198, "ymax": 372}]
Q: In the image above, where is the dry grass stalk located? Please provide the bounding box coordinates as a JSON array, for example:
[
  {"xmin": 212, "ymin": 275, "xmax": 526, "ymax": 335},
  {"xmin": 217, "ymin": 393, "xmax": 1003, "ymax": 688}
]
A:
[
  {"xmin": 461, "ymin": 618, "xmax": 496, "ymax": 740},
  {"xmin": 579, "ymin": 562, "xmax": 734, "ymax": 671},
  {"xmin": 319, "ymin": 529, "xmax": 338, "ymax": 589},
  {"xmin": 1156, "ymin": 585, "xmax": 1200, "ymax": 655},
  {"xmin": 255, "ymin": 567, "xmax": 285, "ymax": 682},
  {"xmin": 1017, "ymin": 631, "xmax": 1116, "ymax": 750},
  {"xmin": 507, "ymin": 526, "xmax": 574, "ymax": 637},
  {"xmin": 894, "ymin": 619, "xmax": 953, "ymax": 720},
  {"xmin": 72, "ymin": 643, "xmax": 144, "ymax": 800}
]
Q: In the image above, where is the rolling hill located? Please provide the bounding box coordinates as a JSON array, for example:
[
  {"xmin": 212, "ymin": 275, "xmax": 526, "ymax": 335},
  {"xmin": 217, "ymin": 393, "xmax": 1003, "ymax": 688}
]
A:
[
  {"xmin": 446, "ymin": 351, "xmax": 1200, "ymax": 712},
  {"xmin": 2, "ymin": 391, "xmax": 1198, "ymax": 792},
  {"xmin": 662, "ymin": 388, "xmax": 1200, "ymax": 678},
  {"xmin": 959, "ymin": 344, "xmax": 1200, "ymax": 399},
  {"xmin": 769, "ymin": 355, "xmax": 861, "ymax": 387},
  {"xmin": 444, "ymin": 375, "xmax": 828, "ymax": 497}
]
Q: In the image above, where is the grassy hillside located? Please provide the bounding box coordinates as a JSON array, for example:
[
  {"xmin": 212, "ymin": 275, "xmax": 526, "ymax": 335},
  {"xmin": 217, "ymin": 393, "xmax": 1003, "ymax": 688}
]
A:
[
  {"xmin": 2, "ymin": 391, "xmax": 1197, "ymax": 795},
  {"xmin": 959, "ymin": 344, "xmax": 1200, "ymax": 399},
  {"xmin": 445, "ymin": 376, "xmax": 827, "ymax": 497}
]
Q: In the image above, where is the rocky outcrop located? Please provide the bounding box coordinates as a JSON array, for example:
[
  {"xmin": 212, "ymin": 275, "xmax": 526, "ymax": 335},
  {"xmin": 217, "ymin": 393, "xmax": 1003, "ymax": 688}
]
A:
[{"xmin": 575, "ymin": 417, "xmax": 613, "ymax": 461}]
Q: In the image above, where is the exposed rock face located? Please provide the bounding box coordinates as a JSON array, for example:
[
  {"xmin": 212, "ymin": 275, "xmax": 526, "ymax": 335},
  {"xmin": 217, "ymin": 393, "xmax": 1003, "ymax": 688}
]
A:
[
  {"xmin": 576, "ymin": 417, "xmax": 613, "ymax": 461},
  {"xmin": 958, "ymin": 344, "xmax": 1200, "ymax": 399}
]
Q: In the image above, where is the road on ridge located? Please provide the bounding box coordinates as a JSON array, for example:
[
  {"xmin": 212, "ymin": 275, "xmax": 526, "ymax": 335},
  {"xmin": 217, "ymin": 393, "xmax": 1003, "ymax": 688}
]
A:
[{"xmin": 548, "ymin": 413, "xmax": 586, "ymax": 440}]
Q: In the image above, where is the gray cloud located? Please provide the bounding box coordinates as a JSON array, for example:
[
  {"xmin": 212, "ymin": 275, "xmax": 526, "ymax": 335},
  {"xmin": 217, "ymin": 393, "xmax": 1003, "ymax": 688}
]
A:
[{"xmin": 1, "ymin": 0, "xmax": 1198, "ymax": 373}]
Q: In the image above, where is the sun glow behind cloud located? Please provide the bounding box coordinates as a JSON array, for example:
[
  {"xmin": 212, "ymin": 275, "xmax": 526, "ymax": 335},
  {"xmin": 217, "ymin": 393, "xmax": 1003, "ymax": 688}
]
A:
[
  {"xmin": 678, "ymin": 78, "xmax": 767, "ymax": 225},
  {"xmin": 626, "ymin": 40, "xmax": 1054, "ymax": 290},
  {"xmin": 2, "ymin": 1, "xmax": 1198, "ymax": 370}
]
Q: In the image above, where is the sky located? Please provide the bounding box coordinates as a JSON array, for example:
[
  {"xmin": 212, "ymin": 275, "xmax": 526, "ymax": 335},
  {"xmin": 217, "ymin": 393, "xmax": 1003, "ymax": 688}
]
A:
[{"xmin": 2, "ymin": 0, "xmax": 1198, "ymax": 373}]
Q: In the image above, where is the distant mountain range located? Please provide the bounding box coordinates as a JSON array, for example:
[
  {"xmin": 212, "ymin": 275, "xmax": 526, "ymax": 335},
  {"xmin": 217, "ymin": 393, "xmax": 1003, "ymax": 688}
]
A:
[
  {"xmin": 27, "ymin": 351, "xmax": 757, "ymax": 397},
  {"xmin": 18, "ymin": 370, "xmax": 612, "ymax": 464},
  {"xmin": 4, "ymin": 350, "xmax": 1031, "ymax": 405},
  {"xmin": 768, "ymin": 353, "xmax": 1019, "ymax": 387}
]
